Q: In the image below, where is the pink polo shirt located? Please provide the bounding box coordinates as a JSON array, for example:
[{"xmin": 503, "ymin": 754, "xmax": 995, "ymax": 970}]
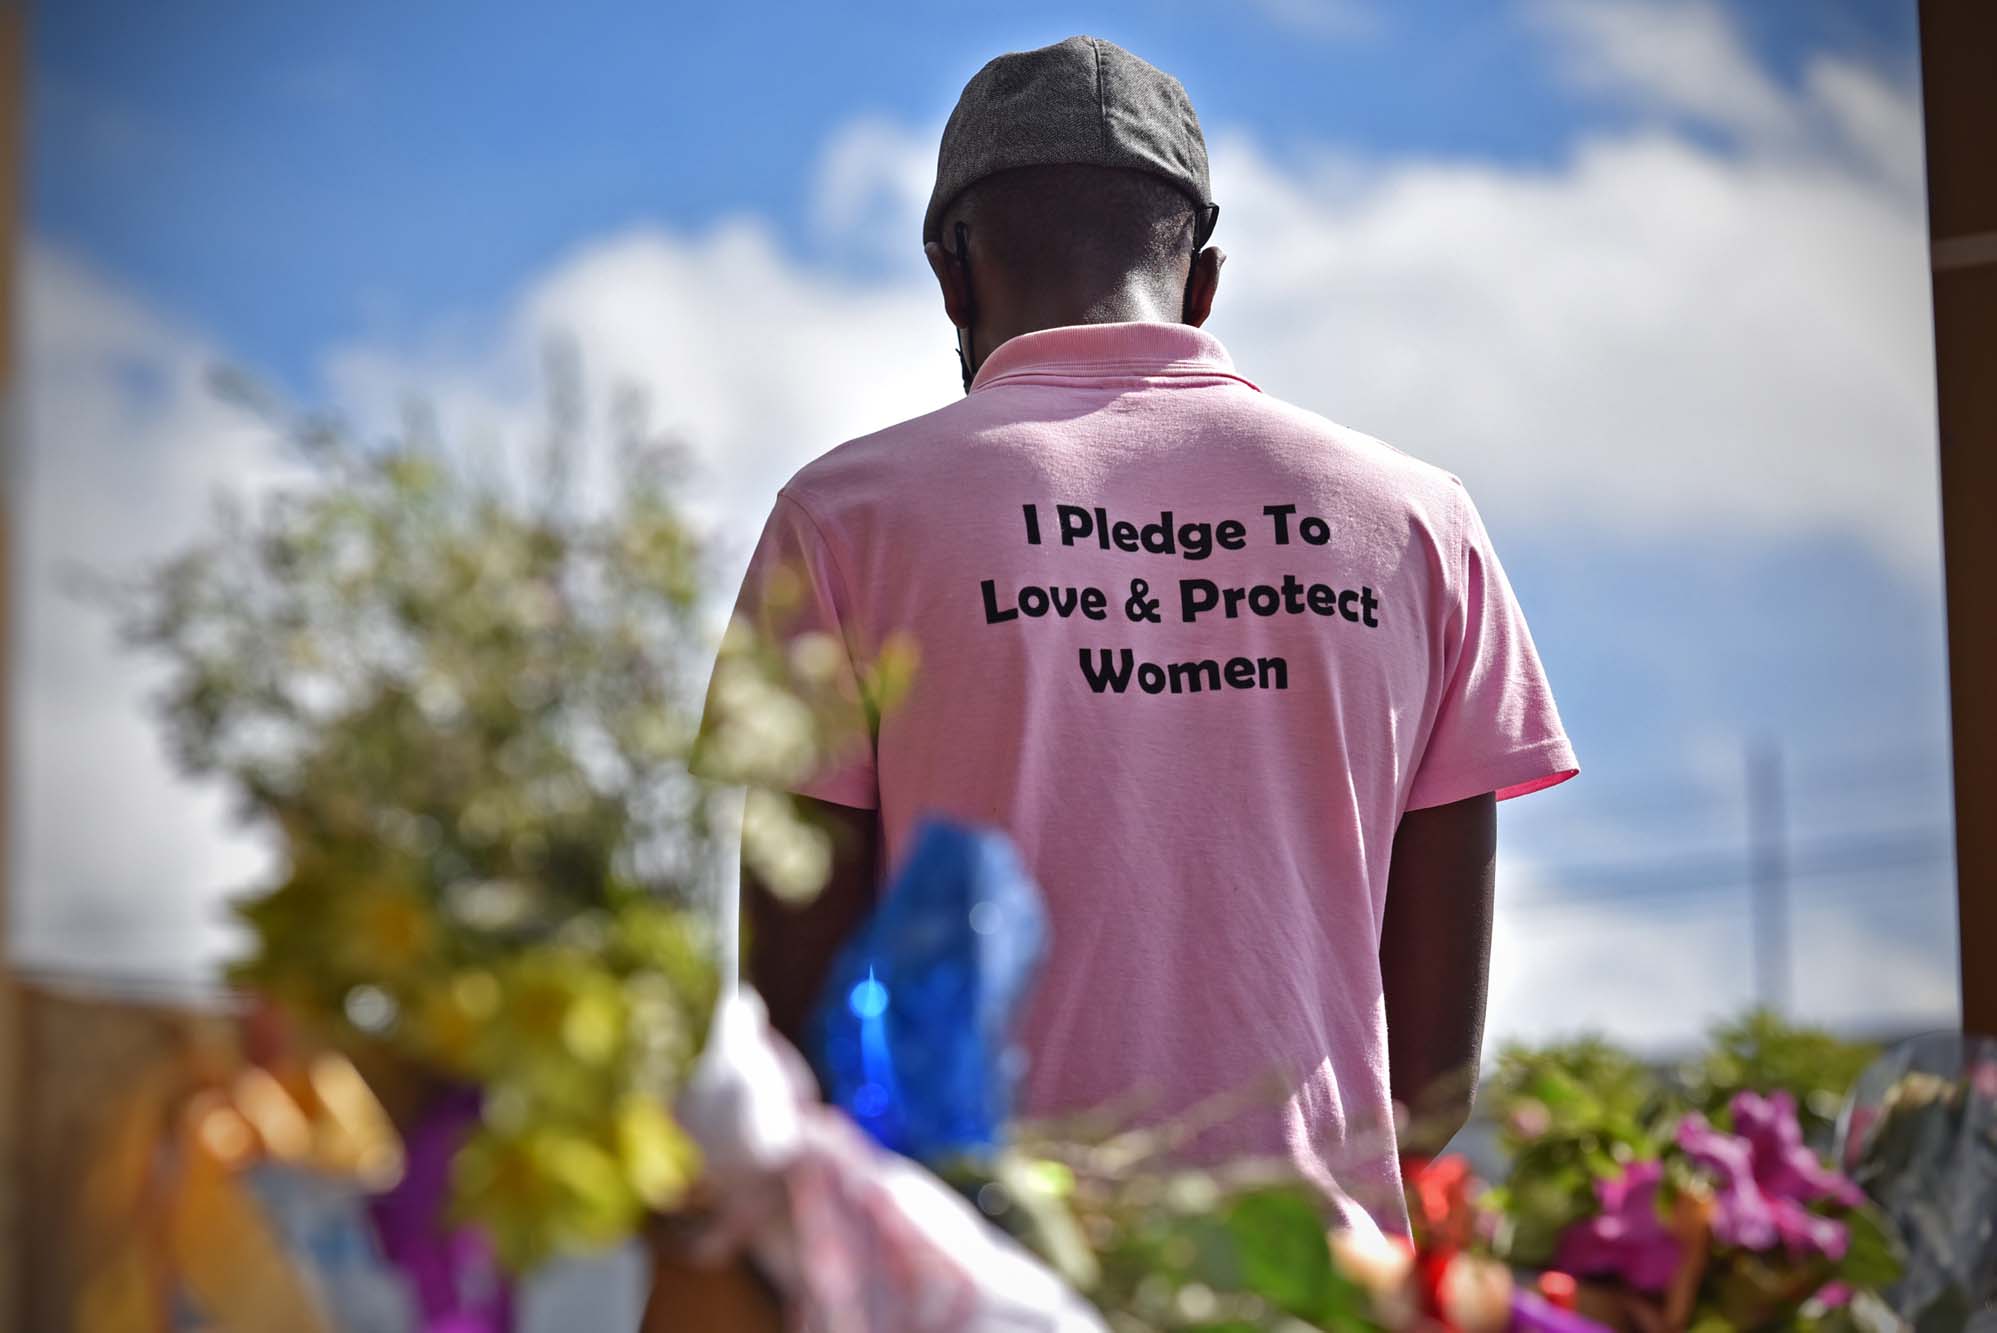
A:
[{"xmin": 704, "ymin": 319, "xmax": 1577, "ymax": 1234}]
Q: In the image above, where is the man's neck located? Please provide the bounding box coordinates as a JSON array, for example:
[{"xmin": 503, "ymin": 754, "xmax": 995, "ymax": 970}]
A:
[{"xmin": 978, "ymin": 276, "xmax": 1185, "ymax": 361}]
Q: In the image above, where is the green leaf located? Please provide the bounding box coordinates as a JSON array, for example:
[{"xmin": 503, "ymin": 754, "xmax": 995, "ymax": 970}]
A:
[
  {"xmin": 1222, "ymin": 1188, "xmax": 1333, "ymax": 1321},
  {"xmin": 1833, "ymin": 1202, "xmax": 1903, "ymax": 1292}
]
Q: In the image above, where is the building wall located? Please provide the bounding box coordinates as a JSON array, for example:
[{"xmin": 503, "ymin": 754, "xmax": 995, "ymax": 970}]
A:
[{"xmin": 1920, "ymin": 0, "xmax": 1997, "ymax": 1037}]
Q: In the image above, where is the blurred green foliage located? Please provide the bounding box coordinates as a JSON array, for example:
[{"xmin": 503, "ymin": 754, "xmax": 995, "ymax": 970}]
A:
[
  {"xmin": 1681, "ymin": 1009, "xmax": 1880, "ymax": 1145},
  {"xmin": 1480, "ymin": 1011, "xmax": 1880, "ymax": 1270},
  {"xmin": 949, "ymin": 1146, "xmax": 1386, "ymax": 1332},
  {"xmin": 83, "ymin": 348, "xmax": 870, "ymax": 1269},
  {"xmin": 1480, "ymin": 1036, "xmax": 1670, "ymax": 1265}
]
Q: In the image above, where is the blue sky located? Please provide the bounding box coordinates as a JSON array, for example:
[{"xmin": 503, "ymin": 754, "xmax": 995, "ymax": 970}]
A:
[
  {"xmin": 15, "ymin": 0, "xmax": 1958, "ymax": 1046},
  {"xmin": 32, "ymin": 1, "xmax": 1918, "ymax": 389}
]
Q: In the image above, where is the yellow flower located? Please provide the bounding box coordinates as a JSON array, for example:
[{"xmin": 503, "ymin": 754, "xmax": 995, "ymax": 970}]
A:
[
  {"xmin": 341, "ymin": 880, "xmax": 437, "ymax": 974},
  {"xmin": 615, "ymin": 1097, "xmax": 701, "ymax": 1210}
]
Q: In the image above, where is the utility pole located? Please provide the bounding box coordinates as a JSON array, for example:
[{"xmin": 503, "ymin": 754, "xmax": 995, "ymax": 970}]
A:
[{"xmin": 1747, "ymin": 738, "xmax": 1791, "ymax": 1015}]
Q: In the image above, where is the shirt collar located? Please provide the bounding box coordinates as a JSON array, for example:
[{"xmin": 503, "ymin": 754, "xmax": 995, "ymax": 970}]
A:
[{"xmin": 967, "ymin": 319, "xmax": 1261, "ymax": 395}]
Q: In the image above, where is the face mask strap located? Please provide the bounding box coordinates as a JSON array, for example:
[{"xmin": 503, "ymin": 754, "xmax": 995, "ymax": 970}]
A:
[
  {"xmin": 1184, "ymin": 202, "xmax": 1220, "ymax": 323},
  {"xmin": 1194, "ymin": 202, "xmax": 1219, "ymax": 251},
  {"xmin": 953, "ymin": 219, "xmax": 977, "ymax": 394}
]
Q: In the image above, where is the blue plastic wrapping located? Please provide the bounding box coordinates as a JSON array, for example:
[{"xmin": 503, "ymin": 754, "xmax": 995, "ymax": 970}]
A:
[{"xmin": 803, "ymin": 818, "xmax": 1048, "ymax": 1162}]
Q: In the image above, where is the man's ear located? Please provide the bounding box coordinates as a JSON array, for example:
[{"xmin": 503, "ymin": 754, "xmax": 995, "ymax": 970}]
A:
[
  {"xmin": 923, "ymin": 239, "xmax": 973, "ymax": 330},
  {"xmin": 1184, "ymin": 244, "xmax": 1225, "ymax": 327}
]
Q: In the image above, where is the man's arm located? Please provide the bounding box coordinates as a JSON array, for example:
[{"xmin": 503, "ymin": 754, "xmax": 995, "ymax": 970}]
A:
[
  {"xmin": 1378, "ymin": 790, "xmax": 1497, "ymax": 1152},
  {"xmin": 741, "ymin": 795, "xmax": 883, "ymax": 1051}
]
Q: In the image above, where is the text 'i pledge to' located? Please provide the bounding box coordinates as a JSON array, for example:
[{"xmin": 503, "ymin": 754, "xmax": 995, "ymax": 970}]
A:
[{"xmin": 1020, "ymin": 502, "xmax": 1346, "ymax": 560}]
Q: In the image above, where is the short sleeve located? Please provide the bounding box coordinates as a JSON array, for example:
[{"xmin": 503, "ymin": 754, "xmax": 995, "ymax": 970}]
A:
[
  {"xmin": 690, "ymin": 490, "xmax": 880, "ymax": 810},
  {"xmin": 1403, "ymin": 484, "xmax": 1579, "ymax": 812}
]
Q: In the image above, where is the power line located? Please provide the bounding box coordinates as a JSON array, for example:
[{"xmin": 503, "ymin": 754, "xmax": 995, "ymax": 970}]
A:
[
  {"xmin": 1503, "ymin": 825, "xmax": 1953, "ymax": 910},
  {"xmin": 1544, "ymin": 741, "xmax": 1953, "ymax": 822}
]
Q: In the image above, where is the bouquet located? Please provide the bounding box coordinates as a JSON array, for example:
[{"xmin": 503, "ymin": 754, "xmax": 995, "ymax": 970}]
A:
[
  {"xmin": 1537, "ymin": 1088, "xmax": 1897, "ymax": 1330},
  {"xmin": 1835, "ymin": 1032, "xmax": 1997, "ymax": 1329},
  {"xmin": 83, "ymin": 353, "xmax": 885, "ymax": 1280},
  {"xmin": 1482, "ymin": 1025, "xmax": 1902, "ymax": 1331}
]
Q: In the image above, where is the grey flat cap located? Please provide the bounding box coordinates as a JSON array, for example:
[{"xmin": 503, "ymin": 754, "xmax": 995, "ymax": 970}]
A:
[{"xmin": 923, "ymin": 34, "xmax": 1215, "ymax": 248}]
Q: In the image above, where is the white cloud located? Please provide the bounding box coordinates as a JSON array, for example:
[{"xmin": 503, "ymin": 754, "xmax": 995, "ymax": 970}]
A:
[
  {"xmin": 810, "ymin": 115, "xmax": 942, "ymax": 273},
  {"xmin": 12, "ymin": 244, "xmax": 311, "ymax": 980},
  {"xmin": 1528, "ymin": 0, "xmax": 1929, "ymax": 203},
  {"xmin": 1528, "ymin": 0, "xmax": 1802, "ymax": 142},
  {"xmin": 1485, "ymin": 859, "xmax": 1958, "ymax": 1052},
  {"xmin": 1805, "ymin": 55, "xmax": 1928, "ymax": 197},
  {"xmin": 320, "ymin": 215, "xmax": 955, "ymax": 593},
  {"xmin": 1203, "ymin": 119, "xmax": 1936, "ymax": 572}
]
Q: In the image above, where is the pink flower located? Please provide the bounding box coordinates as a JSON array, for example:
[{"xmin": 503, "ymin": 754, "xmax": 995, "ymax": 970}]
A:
[
  {"xmin": 1674, "ymin": 1094, "xmax": 1863, "ymax": 1262},
  {"xmin": 1508, "ymin": 1099, "xmax": 1553, "ymax": 1142},
  {"xmin": 1553, "ymin": 1160, "xmax": 1683, "ymax": 1294},
  {"xmin": 1840, "ymin": 1105, "xmax": 1878, "ymax": 1172},
  {"xmin": 1730, "ymin": 1090, "xmax": 1866, "ymax": 1209},
  {"xmin": 1772, "ymin": 1198, "xmax": 1850, "ymax": 1262},
  {"xmin": 1675, "ymin": 1112, "xmax": 1779, "ymax": 1250}
]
